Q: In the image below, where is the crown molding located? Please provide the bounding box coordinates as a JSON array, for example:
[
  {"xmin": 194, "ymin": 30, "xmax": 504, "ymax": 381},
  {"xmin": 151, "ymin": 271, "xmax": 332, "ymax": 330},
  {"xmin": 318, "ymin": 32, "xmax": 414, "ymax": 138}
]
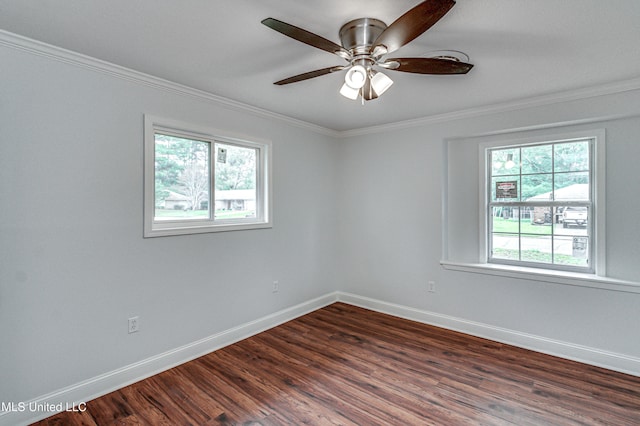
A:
[
  {"xmin": 2, "ymin": 29, "xmax": 639, "ymax": 139},
  {"xmin": 338, "ymin": 75, "xmax": 640, "ymax": 138},
  {"xmin": 0, "ymin": 30, "xmax": 340, "ymax": 138}
]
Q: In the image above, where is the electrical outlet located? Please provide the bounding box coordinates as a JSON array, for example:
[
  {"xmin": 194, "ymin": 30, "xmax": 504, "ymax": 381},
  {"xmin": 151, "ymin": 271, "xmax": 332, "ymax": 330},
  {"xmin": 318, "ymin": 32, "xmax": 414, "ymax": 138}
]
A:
[
  {"xmin": 428, "ymin": 281, "xmax": 436, "ymax": 293},
  {"xmin": 272, "ymin": 280, "xmax": 279, "ymax": 293},
  {"xmin": 128, "ymin": 316, "xmax": 140, "ymax": 334}
]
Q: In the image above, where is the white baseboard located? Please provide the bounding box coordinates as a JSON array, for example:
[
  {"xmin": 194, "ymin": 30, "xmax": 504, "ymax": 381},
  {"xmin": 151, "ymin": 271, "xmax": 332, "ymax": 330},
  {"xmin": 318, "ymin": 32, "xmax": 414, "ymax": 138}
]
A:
[
  {"xmin": 1, "ymin": 292, "xmax": 339, "ymax": 426},
  {"xmin": 5, "ymin": 291, "xmax": 639, "ymax": 425},
  {"xmin": 336, "ymin": 292, "xmax": 640, "ymax": 377}
]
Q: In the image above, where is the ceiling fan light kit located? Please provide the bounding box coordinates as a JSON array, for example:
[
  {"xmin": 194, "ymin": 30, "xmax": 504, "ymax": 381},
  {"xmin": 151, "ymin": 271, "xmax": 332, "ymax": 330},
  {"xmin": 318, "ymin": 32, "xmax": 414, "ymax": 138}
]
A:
[
  {"xmin": 370, "ymin": 71, "xmax": 394, "ymax": 96},
  {"xmin": 344, "ymin": 65, "xmax": 368, "ymax": 89},
  {"xmin": 339, "ymin": 82, "xmax": 361, "ymax": 100},
  {"xmin": 262, "ymin": 0, "xmax": 473, "ymax": 103}
]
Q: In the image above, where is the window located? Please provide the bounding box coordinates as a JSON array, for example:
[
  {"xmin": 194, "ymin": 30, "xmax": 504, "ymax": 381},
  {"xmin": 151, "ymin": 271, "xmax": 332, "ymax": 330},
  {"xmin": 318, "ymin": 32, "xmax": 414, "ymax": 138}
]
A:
[
  {"xmin": 485, "ymin": 135, "xmax": 602, "ymax": 273},
  {"xmin": 144, "ymin": 116, "xmax": 271, "ymax": 237}
]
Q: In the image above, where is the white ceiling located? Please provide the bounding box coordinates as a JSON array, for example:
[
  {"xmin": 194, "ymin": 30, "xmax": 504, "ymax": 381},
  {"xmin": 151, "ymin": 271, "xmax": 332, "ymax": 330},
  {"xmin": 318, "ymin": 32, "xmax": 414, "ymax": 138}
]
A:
[{"xmin": 1, "ymin": 0, "xmax": 639, "ymax": 132}]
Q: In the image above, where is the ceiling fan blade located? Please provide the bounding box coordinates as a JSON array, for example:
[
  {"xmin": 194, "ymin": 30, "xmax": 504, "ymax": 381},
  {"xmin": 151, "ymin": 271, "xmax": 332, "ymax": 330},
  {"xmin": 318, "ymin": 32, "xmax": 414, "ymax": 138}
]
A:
[
  {"xmin": 262, "ymin": 18, "xmax": 350, "ymax": 59},
  {"xmin": 373, "ymin": 0, "xmax": 456, "ymax": 55},
  {"xmin": 274, "ymin": 66, "xmax": 346, "ymax": 85},
  {"xmin": 387, "ymin": 57, "xmax": 473, "ymax": 74}
]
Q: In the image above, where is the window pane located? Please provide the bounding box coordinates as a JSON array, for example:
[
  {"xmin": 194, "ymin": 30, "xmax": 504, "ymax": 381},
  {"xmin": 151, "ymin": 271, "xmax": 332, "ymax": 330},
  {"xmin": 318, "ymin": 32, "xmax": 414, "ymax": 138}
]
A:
[
  {"xmin": 554, "ymin": 173, "xmax": 589, "ymax": 201},
  {"xmin": 522, "ymin": 174, "xmax": 553, "ymax": 201},
  {"xmin": 522, "ymin": 144, "xmax": 552, "ymax": 174},
  {"xmin": 492, "ymin": 206, "xmax": 519, "ymax": 231},
  {"xmin": 527, "ymin": 207, "xmax": 553, "ymax": 232},
  {"xmin": 492, "ymin": 178, "xmax": 520, "ymax": 201},
  {"xmin": 554, "ymin": 236, "xmax": 589, "ymax": 267},
  {"xmin": 214, "ymin": 143, "xmax": 257, "ymax": 220},
  {"xmin": 521, "ymin": 235, "xmax": 552, "ymax": 264},
  {"xmin": 491, "ymin": 148, "xmax": 520, "ymax": 176},
  {"xmin": 154, "ymin": 133, "xmax": 210, "ymax": 221},
  {"xmin": 554, "ymin": 141, "xmax": 589, "ymax": 172},
  {"xmin": 558, "ymin": 206, "xmax": 589, "ymax": 231},
  {"xmin": 491, "ymin": 233, "xmax": 519, "ymax": 261}
]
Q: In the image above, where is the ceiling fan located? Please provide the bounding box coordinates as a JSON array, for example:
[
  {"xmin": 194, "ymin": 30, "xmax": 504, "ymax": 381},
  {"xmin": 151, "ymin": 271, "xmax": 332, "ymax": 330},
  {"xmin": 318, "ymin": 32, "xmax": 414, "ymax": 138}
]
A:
[{"xmin": 261, "ymin": 0, "xmax": 473, "ymax": 102}]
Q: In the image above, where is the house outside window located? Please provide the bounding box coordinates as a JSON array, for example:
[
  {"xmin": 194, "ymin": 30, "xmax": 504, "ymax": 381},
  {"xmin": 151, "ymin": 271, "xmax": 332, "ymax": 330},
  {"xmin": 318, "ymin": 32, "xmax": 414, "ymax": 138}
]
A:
[
  {"xmin": 144, "ymin": 116, "xmax": 272, "ymax": 237},
  {"xmin": 485, "ymin": 136, "xmax": 600, "ymax": 273}
]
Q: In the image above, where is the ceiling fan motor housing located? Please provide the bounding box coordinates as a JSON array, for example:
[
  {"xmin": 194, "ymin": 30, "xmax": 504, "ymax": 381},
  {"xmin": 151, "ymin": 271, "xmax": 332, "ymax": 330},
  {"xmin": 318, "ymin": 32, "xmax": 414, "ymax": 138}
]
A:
[{"xmin": 339, "ymin": 18, "xmax": 387, "ymax": 56}]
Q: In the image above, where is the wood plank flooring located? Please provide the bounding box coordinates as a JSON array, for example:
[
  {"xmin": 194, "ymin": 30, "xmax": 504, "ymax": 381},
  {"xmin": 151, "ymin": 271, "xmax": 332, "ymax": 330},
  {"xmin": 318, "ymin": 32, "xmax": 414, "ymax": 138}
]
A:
[{"xmin": 34, "ymin": 303, "xmax": 640, "ymax": 425}]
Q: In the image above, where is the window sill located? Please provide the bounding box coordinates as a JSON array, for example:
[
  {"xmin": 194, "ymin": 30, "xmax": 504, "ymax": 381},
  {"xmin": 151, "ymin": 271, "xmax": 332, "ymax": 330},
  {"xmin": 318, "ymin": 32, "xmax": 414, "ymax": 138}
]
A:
[
  {"xmin": 440, "ymin": 260, "xmax": 640, "ymax": 294},
  {"xmin": 144, "ymin": 221, "xmax": 272, "ymax": 238}
]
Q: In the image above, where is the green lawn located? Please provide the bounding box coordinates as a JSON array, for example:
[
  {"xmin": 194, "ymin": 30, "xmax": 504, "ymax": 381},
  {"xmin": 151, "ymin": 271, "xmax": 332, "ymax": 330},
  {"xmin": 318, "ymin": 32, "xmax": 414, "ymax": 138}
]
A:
[
  {"xmin": 493, "ymin": 248, "xmax": 586, "ymax": 266},
  {"xmin": 155, "ymin": 209, "xmax": 254, "ymax": 219},
  {"xmin": 215, "ymin": 210, "xmax": 255, "ymax": 219},
  {"xmin": 155, "ymin": 209, "xmax": 208, "ymax": 218},
  {"xmin": 492, "ymin": 217, "xmax": 588, "ymax": 266},
  {"xmin": 492, "ymin": 217, "xmax": 551, "ymax": 235}
]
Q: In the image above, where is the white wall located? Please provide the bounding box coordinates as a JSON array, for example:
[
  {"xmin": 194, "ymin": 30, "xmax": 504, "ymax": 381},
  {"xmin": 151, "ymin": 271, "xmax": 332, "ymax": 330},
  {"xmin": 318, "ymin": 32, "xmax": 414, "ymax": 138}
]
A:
[
  {"xmin": 0, "ymin": 43, "xmax": 339, "ymax": 406},
  {"xmin": 336, "ymin": 88, "xmax": 640, "ymax": 366}
]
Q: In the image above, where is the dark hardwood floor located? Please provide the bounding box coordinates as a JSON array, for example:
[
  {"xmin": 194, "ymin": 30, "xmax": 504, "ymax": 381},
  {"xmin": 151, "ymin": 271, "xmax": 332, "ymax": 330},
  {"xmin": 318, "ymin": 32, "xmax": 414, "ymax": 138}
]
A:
[{"xmin": 34, "ymin": 303, "xmax": 640, "ymax": 425}]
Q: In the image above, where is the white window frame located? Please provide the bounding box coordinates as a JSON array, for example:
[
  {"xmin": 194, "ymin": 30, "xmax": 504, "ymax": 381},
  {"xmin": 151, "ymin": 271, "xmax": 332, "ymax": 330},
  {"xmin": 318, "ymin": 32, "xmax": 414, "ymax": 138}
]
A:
[
  {"xmin": 144, "ymin": 115, "xmax": 272, "ymax": 238},
  {"xmin": 479, "ymin": 129, "xmax": 606, "ymax": 276}
]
